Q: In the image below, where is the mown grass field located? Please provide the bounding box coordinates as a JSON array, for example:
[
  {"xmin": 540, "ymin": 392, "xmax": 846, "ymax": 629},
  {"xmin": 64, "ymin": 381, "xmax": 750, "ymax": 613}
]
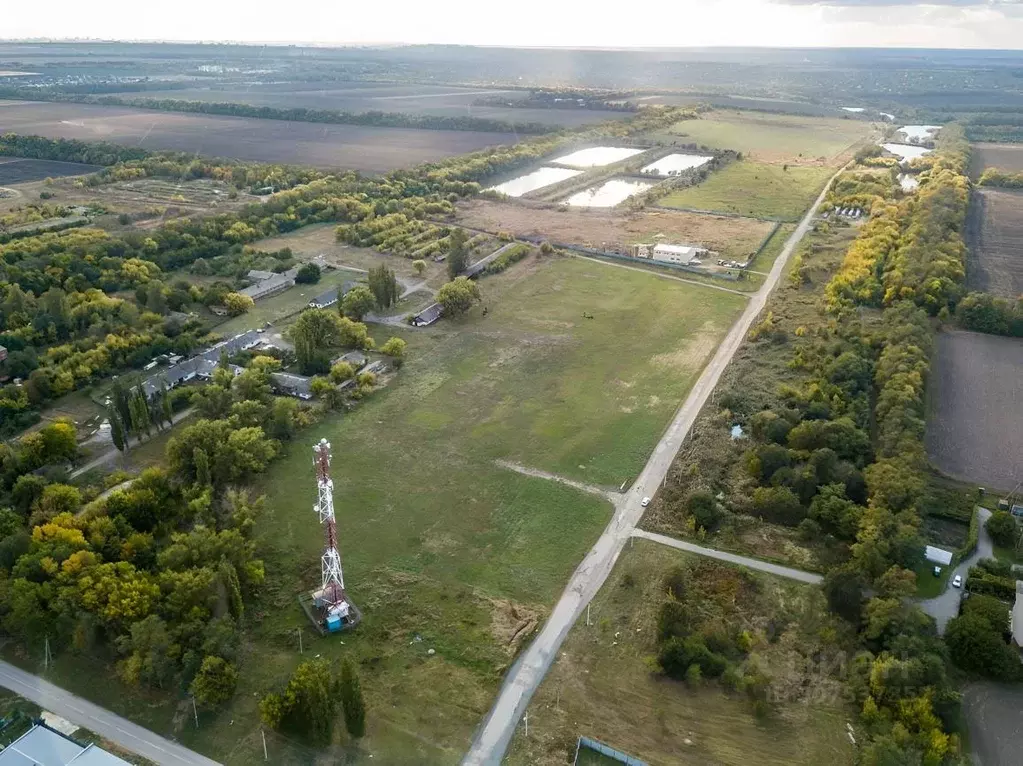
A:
[
  {"xmin": 504, "ymin": 540, "xmax": 855, "ymax": 766},
  {"xmin": 26, "ymin": 253, "xmax": 744, "ymax": 765},
  {"xmin": 658, "ymin": 161, "xmax": 834, "ymax": 221},
  {"xmin": 660, "ymin": 111, "xmax": 873, "ymax": 165},
  {"xmin": 207, "ymin": 255, "xmax": 744, "ymax": 763}
]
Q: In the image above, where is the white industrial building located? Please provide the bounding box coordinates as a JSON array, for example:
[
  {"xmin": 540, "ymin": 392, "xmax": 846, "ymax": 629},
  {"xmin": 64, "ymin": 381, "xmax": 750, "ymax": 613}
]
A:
[{"xmin": 631, "ymin": 243, "xmax": 709, "ymax": 265}]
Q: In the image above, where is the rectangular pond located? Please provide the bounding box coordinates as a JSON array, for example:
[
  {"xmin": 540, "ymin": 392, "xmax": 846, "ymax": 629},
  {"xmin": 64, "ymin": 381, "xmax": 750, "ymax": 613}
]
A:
[
  {"xmin": 564, "ymin": 178, "xmax": 654, "ymax": 207},
  {"xmin": 882, "ymin": 143, "xmax": 932, "ymax": 163},
  {"xmin": 641, "ymin": 153, "xmax": 713, "ymax": 176},
  {"xmin": 897, "ymin": 125, "xmax": 941, "ymax": 142},
  {"xmin": 551, "ymin": 146, "xmax": 645, "ymax": 168},
  {"xmin": 486, "ymin": 166, "xmax": 582, "ymax": 197}
]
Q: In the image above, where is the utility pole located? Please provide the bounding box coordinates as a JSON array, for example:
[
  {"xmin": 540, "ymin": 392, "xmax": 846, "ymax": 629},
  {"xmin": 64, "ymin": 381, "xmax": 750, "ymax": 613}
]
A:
[
  {"xmin": 192, "ymin": 696, "xmax": 198, "ymax": 728},
  {"xmin": 297, "ymin": 628, "xmax": 303, "ymax": 654},
  {"xmin": 44, "ymin": 637, "xmax": 51, "ymax": 671},
  {"xmin": 261, "ymin": 729, "xmax": 268, "ymax": 760},
  {"xmin": 524, "ymin": 713, "xmax": 528, "ymax": 738},
  {"xmin": 586, "ymin": 604, "xmax": 590, "ymax": 627}
]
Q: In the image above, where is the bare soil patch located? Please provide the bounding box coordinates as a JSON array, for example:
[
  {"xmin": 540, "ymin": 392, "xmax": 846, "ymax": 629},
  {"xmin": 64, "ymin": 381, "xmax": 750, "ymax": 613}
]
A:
[
  {"xmin": 971, "ymin": 143, "xmax": 1023, "ymax": 176},
  {"xmin": 926, "ymin": 330, "xmax": 1023, "ymax": 491},
  {"xmin": 962, "ymin": 682, "xmax": 1023, "ymax": 766},
  {"xmin": 0, "ymin": 100, "xmax": 520, "ymax": 173},
  {"xmin": 0, "ymin": 157, "xmax": 101, "ymax": 184},
  {"xmin": 455, "ymin": 199, "xmax": 775, "ymax": 262},
  {"xmin": 965, "ymin": 188, "xmax": 1023, "ymax": 298}
]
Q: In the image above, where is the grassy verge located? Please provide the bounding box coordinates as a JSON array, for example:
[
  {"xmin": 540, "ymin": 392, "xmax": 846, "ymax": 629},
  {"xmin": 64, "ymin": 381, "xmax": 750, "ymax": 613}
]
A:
[
  {"xmin": 658, "ymin": 162, "xmax": 834, "ymax": 221},
  {"xmin": 505, "ymin": 540, "xmax": 855, "ymax": 766},
  {"xmin": 747, "ymin": 223, "xmax": 796, "ymax": 274}
]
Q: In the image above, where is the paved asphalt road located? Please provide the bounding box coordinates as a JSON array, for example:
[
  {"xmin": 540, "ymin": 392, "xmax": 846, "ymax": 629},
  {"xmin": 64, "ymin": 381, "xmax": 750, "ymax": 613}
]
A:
[
  {"xmin": 632, "ymin": 529, "xmax": 823, "ymax": 585},
  {"xmin": 461, "ymin": 164, "xmax": 849, "ymax": 766},
  {"xmin": 0, "ymin": 661, "xmax": 220, "ymax": 766},
  {"xmin": 920, "ymin": 507, "xmax": 994, "ymax": 634}
]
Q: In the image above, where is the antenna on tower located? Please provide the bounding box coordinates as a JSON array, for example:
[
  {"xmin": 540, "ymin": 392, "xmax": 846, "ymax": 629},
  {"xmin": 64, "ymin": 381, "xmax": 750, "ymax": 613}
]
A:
[{"xmin": 305, "ymin": 438, "xmax": 360, "ymax": 634}]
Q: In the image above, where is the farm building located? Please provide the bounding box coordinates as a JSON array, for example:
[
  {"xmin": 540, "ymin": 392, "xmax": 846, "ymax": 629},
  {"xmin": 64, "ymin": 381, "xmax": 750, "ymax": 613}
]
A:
[
  {"xmin": 246, "ymin": 269, "xmax": 277, "ymax": 282},
  {"xmin": 241, "ymin": 273, "xmax": 295, "ymax": 301},
  {"xmin": 631, "ymin": 243, "xmax": 708, "ymax": 265},
  {"xmin": 411, "ymin": 302, "xmax": 443, "ymax": 327},
  {"xmin": 924, "ymin": 546, "xmax": 954, "ymax": 567},
  {"xmin": 309, "ymin": 287, "xmax": 340, "ymax": 309},
  {"xmin": 334, "ymin": 350, "xmax": 367, "ymax": 369},
  {"xmin": 0, "ymin": 723, "xmax": 131, "ymax": 765},
  {"xmin": 141, "ymin": 330, "xmax": 262, "ymax": 398},
  {"xmin": 308, "ymin": 281, "xmax": 359, "ymax": 309},
  {"xmin": 271, "ymin": 372, "xmax": 314, "ymax": 400}
]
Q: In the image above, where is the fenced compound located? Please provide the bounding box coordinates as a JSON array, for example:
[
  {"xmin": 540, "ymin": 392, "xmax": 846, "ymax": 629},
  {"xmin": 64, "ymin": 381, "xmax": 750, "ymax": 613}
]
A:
[{"xmin": 574, "ymin": 735, "xmax": 648, "ymax": 766}]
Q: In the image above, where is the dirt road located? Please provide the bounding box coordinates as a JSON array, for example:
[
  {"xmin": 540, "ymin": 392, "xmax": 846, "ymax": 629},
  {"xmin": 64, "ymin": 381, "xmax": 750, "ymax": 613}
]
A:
[
  {"xmin": 461, "ymin": 163, "xmax": 847, "ymax": 766},
  {"xmin": 632, "ymin": 529, "xmax": 823, "ymax": 584}
]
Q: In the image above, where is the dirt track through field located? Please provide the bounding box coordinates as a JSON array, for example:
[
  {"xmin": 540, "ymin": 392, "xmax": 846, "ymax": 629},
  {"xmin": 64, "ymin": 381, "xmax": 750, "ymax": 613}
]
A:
[{"xmin": 0, "ymin": 100, "xmax": 520, "ymax": 173}]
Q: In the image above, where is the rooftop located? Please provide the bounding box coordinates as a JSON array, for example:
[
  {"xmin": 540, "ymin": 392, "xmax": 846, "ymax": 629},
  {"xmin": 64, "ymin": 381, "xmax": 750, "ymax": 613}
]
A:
[{"xmin": 0, "ymin": 725, "xmax": 131, "ymax": 766}]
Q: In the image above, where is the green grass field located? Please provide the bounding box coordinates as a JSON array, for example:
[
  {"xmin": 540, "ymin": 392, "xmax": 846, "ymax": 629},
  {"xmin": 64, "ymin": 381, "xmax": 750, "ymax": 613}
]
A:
[
  {"xmin": 30, "ymin": 253, "xmax": 744, "ymax": 765},
  {"xmin": 659, "ymin": 162, "xmax": 833, "ymax": 221},
  {"xmin": 202, "ymin": 255, "xmax": 744, "ymax": 763},
  {"xmin": 213, "ymin": 267, "xmax": 366, "ymax": 336},
  {"xmin": 660, "ymin": 111, "xmax": 873, "ymax": 165},
  {"xmin": 504, "ymin": 540, "xmax": 855, "ymax": 766}
]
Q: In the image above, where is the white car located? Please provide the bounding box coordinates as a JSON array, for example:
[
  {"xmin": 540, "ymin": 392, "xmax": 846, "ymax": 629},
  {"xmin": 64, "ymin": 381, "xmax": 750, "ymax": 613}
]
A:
[
  {"xmin": 641, "ymin": 496, "xmax": 651, "ymax": 507},
  {"xmin": 952, "ymin": 575, "xmax": 963, "ymax": 589}
]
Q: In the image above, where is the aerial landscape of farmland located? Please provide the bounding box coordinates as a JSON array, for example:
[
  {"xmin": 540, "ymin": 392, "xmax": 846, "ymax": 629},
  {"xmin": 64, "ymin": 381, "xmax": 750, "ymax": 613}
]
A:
[{"xmin": 0, "ymin": 36, "xmax": 1022, "ymax": 766}]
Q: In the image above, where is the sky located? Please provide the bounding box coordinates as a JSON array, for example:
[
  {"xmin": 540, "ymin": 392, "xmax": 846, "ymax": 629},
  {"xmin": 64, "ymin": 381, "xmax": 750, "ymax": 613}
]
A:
[{"xmin": 6, "ymin": 0, "xmax": 1023, "ymax": 49}]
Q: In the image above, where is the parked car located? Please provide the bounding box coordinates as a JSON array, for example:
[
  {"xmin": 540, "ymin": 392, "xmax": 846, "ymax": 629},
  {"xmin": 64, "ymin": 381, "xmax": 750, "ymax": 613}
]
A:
[
  {"xmin": 641, "ymin": 496, "xmax": 651, "ymax": 507},
  {"xmin": 952, "ymin": 575, "xmax": 963, "ymax": 588}
]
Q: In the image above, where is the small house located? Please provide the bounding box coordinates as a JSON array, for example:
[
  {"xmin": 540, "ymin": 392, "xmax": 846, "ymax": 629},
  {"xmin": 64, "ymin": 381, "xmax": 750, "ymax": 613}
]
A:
[
  {"xmin": 309, "ymin": 287, "xmax": 340, "ymax": 309},
  {"xmin": 335, "ymin": 350, "xmax": 367, "ymax": 369},
  {"xmin": 271, "ymin": 372, "xmax": 314, "ymax": 400},
  {"xmin": 411, "ymin": 303, "xmax": 443, "ymax": 327},
  {"xmin": 924, "ymin": 545, "xmax": 954, "ymax": 567}
]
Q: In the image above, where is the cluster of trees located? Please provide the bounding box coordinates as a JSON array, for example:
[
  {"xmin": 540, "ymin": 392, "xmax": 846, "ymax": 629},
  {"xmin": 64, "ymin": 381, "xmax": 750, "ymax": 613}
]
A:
[
  {"xmin": 0, "ymin": 409, "xmax": 276, "ymax": 706},
  {"xmin": 825, "ymin": 127, "xmax": 970, "ymax": 317},
  {"xmin": 654, "ymin": 562, "xmax": 773, "ymax": 716},
  {"xmin": 715, "ymin": 130, "xmax": 980, "ymax": 762},
  {"xmin": 955, "ymin": 291, "xmax": 1023, "ymax": 337},
  {"xmin": 472, "ymin": 88, "xmax": 639, "ymax": 113},
  {"xmin": 437, "ymin": 277, "xmax": 482, "ymax": 318},
  {"xmin": 87, "ymin": 96, "xmax": 559, "ymax": 135},
  {"xmin": 977, "ymin": 167, "xmax": 1023, "ymax": 188},
  {"xmin": 259, "ymin": 657, "xmax": 365, "ymax": 743},
  {"xmin": 288, "ymin": 309, "xmax": 373, "ymax": 374}
]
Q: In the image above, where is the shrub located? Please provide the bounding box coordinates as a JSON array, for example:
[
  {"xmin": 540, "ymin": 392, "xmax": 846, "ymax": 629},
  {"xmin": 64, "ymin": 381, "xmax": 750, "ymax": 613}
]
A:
[
  {"xmin": 295, "ymin": 263, "xmax": 322, "ymax": 284},
  {"xmin": 686, "ymin": 491, "xmax": 721, "ymax": 531},
  {"xmin": 751, "ymin": 486, "xmax": 804, "ymax": 526},
  {"xmin": 986, "ymin": 511, "xmax": 1018, "ymax": 549}
]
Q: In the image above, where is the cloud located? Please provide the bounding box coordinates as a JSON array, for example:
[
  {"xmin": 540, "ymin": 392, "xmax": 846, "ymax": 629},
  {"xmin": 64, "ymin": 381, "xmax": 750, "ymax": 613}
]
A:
[{"xmin": 776, "ymin": 0, "xmax": 1020, "ymax": 5}]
